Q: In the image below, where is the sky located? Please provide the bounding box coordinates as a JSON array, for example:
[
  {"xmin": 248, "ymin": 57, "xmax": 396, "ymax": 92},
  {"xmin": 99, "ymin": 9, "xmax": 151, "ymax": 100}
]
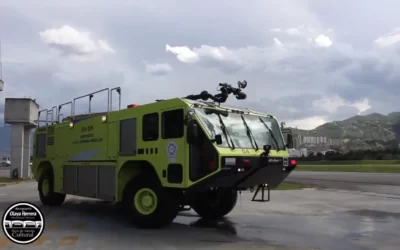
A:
[{"xmin": 0, "ymin": 0, "xmax": 399, "ymax": 130}]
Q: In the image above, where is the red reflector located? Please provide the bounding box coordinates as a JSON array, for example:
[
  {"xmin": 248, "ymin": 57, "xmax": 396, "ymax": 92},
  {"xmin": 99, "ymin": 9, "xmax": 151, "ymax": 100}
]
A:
[
  {"xmin": 208, "ymin": 160, "xmax": 217, "ymax": 169},
  {"xmin": 127, "ymin": 104, "xmax": 139, "ymax": 108},
  {"xmin": 242, "ymin": 159, "xmax": 251, "ymax": 166},
  {"xmin": 290, "ymin": 159, "xmax": 297, "ymax": 165}
]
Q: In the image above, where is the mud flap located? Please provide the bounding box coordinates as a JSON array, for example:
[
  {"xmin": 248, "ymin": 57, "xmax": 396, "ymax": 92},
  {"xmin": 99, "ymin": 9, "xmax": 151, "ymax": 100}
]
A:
[{"xmin": 250, "ymin": 184, "xmax": 270, "ymax": 202}]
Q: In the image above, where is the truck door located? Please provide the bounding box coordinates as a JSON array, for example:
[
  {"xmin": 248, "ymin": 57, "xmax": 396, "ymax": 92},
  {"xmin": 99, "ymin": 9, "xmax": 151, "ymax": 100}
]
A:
[{"xmin": 160, "ymin": 107, "xmax": 186, "ymax": 186}]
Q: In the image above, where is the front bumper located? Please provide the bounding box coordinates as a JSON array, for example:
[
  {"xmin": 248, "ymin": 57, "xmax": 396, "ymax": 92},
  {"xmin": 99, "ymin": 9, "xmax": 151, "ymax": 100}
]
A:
[{"xmin": 188, "ymin": 156, "xmax": 296, "ymax": 192}]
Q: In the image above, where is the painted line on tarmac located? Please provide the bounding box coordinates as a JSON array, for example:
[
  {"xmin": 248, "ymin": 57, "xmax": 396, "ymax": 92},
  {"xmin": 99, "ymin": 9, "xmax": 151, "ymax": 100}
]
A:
[
  {"xmin": 58, "ymin": 236, "xmax": 79, "ymax": 246},
  {"xmin": 30, "ymin": 236, "xmax": 49, "ymax": 246}
]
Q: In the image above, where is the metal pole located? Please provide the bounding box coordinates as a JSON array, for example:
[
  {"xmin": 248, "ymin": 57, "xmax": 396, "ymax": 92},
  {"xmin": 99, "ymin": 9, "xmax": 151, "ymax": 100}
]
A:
[{"xmin": 0, "ymin": 39, "xmax": 4, "ymax": 92}]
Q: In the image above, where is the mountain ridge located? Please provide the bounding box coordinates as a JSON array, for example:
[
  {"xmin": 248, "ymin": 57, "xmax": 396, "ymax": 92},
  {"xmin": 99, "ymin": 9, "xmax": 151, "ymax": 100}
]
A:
[{"xmin": 289, "ymin": 112, "xmax": 400, "ymax": 151}]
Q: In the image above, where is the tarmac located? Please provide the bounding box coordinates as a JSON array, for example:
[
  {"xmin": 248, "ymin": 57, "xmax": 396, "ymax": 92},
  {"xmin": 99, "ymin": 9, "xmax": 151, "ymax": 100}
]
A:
[
  {"xmin": 0, "ymin": 181, "xmax": 399, "ymax": 250},
  {"xmin": 288, "ymin": 171, "xmax": 400, "ymax": 186}
]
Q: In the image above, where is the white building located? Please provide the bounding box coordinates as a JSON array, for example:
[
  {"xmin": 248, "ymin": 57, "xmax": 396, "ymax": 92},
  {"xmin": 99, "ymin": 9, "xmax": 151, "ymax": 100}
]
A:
[{"xmin": 288, "ymin": 148, "xmax": 308, "ymax": 157}]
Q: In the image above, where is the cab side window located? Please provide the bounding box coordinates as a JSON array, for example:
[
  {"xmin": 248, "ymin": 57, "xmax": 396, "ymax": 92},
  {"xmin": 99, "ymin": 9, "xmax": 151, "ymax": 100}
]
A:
[
  {"xmin": 142, "ymin": 113, "xmax": 159, "ymax": 141},
  {"xmin": 162, "ymin": 109, "xmax": 184, "ymax": 139}
]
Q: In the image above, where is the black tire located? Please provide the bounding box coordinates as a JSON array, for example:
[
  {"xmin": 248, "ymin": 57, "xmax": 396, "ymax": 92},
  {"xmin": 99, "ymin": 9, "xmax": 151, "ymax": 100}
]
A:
[
  {"xmin": 38, "ymin": 168, "xmax": 66, "ymax": 206},
  {"xmin": 122, "ymin": 173, "xmax": 180, "ymax": 229},
  {"xmin": 115, "ymin": 201, "xmax": 124, "ymax": 212},
  {"xmin": 191, "ymin": 189, "xmax": 238, "ymax": 220}
]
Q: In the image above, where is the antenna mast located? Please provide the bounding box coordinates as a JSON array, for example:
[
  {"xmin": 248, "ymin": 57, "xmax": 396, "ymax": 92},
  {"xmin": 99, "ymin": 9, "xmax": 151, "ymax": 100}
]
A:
[
  {"xmin": 0, "ymin": 39, "xmax": 3, "ymax": 91},
  {"xmin": 0, "ymin": 38, "xmax": 2, "ymax": 79}
]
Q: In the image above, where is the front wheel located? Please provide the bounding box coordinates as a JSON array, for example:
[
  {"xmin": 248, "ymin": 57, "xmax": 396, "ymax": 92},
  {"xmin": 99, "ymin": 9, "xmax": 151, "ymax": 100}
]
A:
[
  {"xmin": 190, "ymin": 189, "xmax": 238, "ymax": 220},
  {"xmin": 38, "ymin": 169, "xmax": 66, "ymax": 206},
  {"xmin": 122, "ymin": 173, "xmax": 180, "ymax": 229}
]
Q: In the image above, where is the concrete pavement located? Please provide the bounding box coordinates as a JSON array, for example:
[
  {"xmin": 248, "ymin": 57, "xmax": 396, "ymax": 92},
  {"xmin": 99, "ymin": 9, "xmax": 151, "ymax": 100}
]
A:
[
  {"xmin": 287, "ymin": 171, "xmax": 400, "ymax": 196},
  {"xmin": 0, "ymin": 182, "xmax": 400, "ymax": 249},
  {"xmin": 289, "ymin": 171, "xmax": 400, "ymax": 186}
]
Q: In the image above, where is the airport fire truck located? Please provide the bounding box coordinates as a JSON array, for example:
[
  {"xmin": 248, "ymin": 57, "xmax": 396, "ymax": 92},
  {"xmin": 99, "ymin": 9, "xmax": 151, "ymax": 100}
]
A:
[{"xmin": 32, "ymin": 81, "xmax": 296, "ymax": 229}]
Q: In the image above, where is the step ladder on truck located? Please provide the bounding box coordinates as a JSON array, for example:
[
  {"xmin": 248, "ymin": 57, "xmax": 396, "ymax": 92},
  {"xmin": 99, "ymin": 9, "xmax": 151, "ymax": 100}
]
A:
[{"xmin": 31, "ymin": 81, "xmax": 297, "ymax": 229}]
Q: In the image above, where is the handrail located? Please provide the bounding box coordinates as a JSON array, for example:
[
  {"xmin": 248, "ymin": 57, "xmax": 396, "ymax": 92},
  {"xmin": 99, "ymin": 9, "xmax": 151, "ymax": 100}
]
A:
[
  {"xmin": 58, "ymin": 101, "xmax": 72, "ymax": 123},
  {"xmin": 72, "ymin": 88, "xmax": 109, "ymax": 118},
  {"xmin": 37, "ymin": 109, "xmax": 48, "ymax": 127},
  {"xmin": 51, "ymin": 106, "xmax": 57, "ymax": 124},
  {"xmin": 41, "ymin": 86, "xmax": 121, "ymax": 125},
  {"xmin": 46, "ymin": 110, "xmax": 53, "ymax": 125},
  {"xmin": 110, "ymin": 87, "xmax": 122, "ymax": 111}
]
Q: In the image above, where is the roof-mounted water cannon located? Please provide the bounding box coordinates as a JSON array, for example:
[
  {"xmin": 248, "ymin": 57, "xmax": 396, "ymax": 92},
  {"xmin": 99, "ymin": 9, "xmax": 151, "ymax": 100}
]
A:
[
  {"xmin": 218, "ymin": 80, "xmax": 247, "ymax": 101},
  {"xmin": 184, "ymin": 80, "xmax": 248, "ymax": 105}
]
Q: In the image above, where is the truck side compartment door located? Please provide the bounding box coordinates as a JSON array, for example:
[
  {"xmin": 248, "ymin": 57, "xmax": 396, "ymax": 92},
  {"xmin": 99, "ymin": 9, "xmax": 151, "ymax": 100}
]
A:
[{"xmin": 160, "ymin": 108, "xmax": 186, "ymax": 186}]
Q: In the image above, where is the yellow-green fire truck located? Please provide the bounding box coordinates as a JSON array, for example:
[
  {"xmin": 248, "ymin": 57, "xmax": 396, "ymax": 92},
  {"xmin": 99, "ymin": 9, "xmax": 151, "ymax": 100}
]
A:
[{"xmin": 32, "ymin": 81, "xmax": 297, "ymax": 229}]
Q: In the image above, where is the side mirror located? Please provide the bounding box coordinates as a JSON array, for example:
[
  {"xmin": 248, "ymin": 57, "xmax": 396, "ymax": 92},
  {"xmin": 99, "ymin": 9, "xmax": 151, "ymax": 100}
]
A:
[
  {"xmin": 212, "ymin": 134, "xmax": 223, "ymax": 145},
  {"xmin": 286, "ymin": 134, "xmax": 293, "ymax": 149},
  {"xmin": 187, "ymin": 120, "xmax": 199, "ymax": 144}
]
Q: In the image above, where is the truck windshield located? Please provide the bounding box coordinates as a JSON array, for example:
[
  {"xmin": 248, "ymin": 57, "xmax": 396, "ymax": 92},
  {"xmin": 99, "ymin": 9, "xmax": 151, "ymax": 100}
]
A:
[{"xmin": 194, "ymin": 107, "xmax": 285, "ymax": 150}]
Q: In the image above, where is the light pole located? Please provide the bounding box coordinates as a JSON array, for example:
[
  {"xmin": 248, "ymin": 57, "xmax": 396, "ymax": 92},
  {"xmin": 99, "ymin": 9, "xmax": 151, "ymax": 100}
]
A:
[{"xmin": 0, "ymin": 39, "xmax": 3, "ymax": 91}]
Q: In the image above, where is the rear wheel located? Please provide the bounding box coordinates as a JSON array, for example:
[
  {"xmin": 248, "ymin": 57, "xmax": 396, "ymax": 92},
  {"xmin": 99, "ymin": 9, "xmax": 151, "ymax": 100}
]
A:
[
  {"xmin": 122, "ymin": 173, "xmax": 180, "ymax": 229},
  {"xmin": 38, "ymin": 169, "xmax": 66, "ymax": 206},
  {"xmin": 191, "ymin": 189, "xmax": 238, "ymax": 220}
]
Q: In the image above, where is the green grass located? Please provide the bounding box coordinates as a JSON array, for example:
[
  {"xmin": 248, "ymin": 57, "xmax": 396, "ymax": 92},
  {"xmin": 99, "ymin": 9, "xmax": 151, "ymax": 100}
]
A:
[
  {"xmin": 0, "ymin": 177, "xmax": 23, "ymax": 183},
  {"xmin": 296, "ymin": 165, "xmax": 400, "ymax": 173},
  {"xmin": 298, "ymin": 160, "xmax": 400, "ymax": 165},
  {"xmin": 274, "ymin": 182, "xmax": 307, "ymax": 190}
]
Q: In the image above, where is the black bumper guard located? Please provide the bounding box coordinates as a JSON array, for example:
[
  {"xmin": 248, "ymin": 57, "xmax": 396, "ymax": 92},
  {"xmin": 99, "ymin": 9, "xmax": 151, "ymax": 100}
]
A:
[{"xmin": 224, "ymin": 152, "xmax": 271, "ymax": 202}]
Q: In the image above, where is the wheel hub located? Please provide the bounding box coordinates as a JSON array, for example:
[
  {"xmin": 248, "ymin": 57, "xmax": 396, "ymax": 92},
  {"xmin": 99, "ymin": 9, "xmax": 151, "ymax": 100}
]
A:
[
  {"xmin": 134, "ymin": 188, "xmax": 158, "ymax": 215},
  {"xmin": 141, "ymin": 194, "xmax": 154, "ymax": 207}
]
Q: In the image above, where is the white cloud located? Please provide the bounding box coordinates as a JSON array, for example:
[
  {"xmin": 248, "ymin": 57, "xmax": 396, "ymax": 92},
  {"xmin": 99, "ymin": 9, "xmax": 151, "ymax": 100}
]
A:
[
  {"xmin": 144, "ymin": 62, "xmax": 172, "ymax": 76},
  {"xmin": 2, "ymin": 0, "xmax": 400, "ymax": 131},
  {"xmin": 273, "ymin": 38, "xmax": 284, "ymax": 48},
  {"xmin": 165, "ymin": 31, "xmax": 334, "ymax": 75},
  {"xmin": 312, "ymin": 96, "xmax": 371, "ymax": 114},
  {"xmin": 269, "ymin": 26, "xmax": 333, "ymax": 47},
  {"xmin": 39, "ymin": 25, "xmax": 115, "ymax": 60},
  {"xmin": 313, "ymin": 96, "xmax": 347, "ymax": 113},
  {"xmin": 98, "ymin": 40, "xmax": 115, "ymax": 53},
  {"xmin": 165, "ymin": 44, "xmax": 199, "ymax": 63},
  {"xmin": 353, "ymin": 98, "xmax": 371, "ymax": 113},
  {"xmin": 270, "ymin": 26, "xmax": 305, "ymax": 36},
  {"xmin": 314, "ymin": 34, "xmax": 333, "ymax": 47},
  {"xmin": 285, "ymin": 27, "xmax": 302, "ymax": 35},
  {"xmin": 374, "ymin": 28, "xmax": 400, "ymax": 47},
  {"xmin": 166, "ymin": 44, "xmax": 244, "ymax": 73},
  {"xmin": 270, "ymin": 28, "xmax": 281, "ymax": 32},
  {"xmin": 286, "ymin": 116, "xmax": 327, "ymax": 130}
]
